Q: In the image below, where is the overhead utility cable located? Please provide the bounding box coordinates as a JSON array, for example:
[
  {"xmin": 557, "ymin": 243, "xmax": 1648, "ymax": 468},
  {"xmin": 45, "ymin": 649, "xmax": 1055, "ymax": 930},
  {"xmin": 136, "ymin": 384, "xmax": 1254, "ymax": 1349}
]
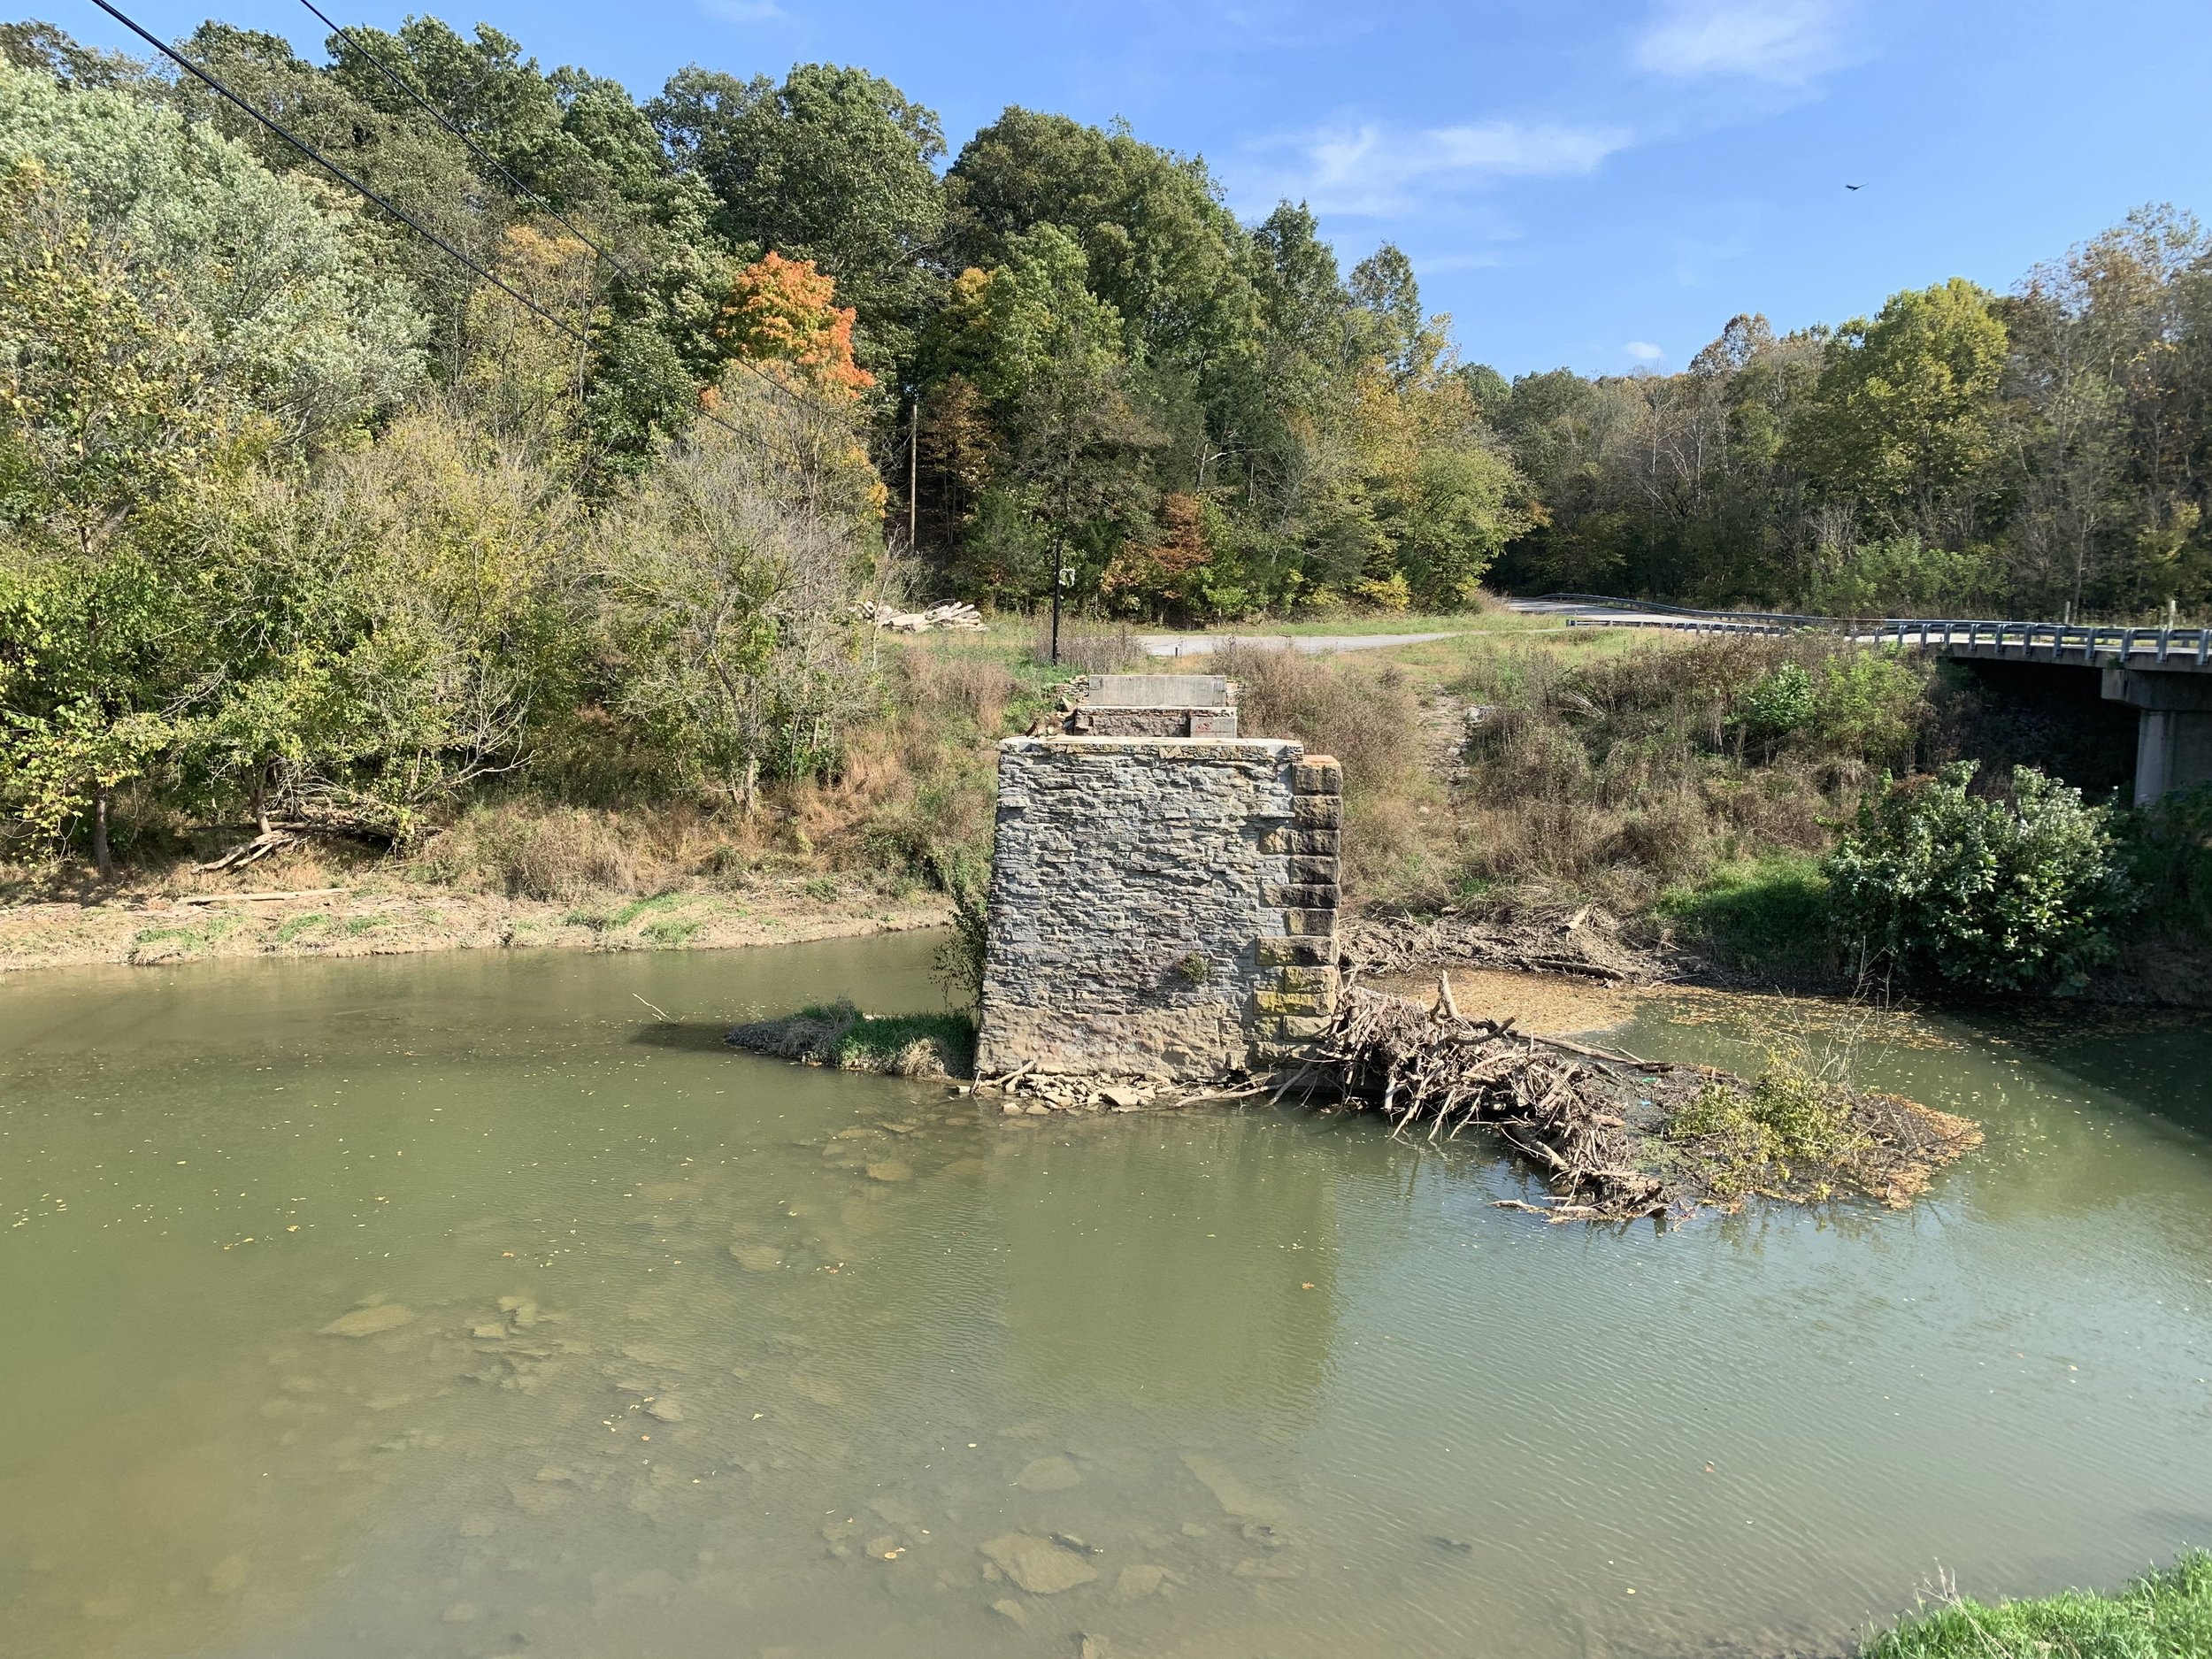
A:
[
  {"xmin": 286, "ymin": 0, "xmax": 812, "ymax": 418},
  {"xmin": 289, "ymin": 0, "xmax": 644, "ymax": 288},
  {"xmin": 85, "ymin": 0, "xmax": 779, "ymax": 442},
  {"xmin": 87, "ymin": 0, "xmax": 594, "ymax": 351}
]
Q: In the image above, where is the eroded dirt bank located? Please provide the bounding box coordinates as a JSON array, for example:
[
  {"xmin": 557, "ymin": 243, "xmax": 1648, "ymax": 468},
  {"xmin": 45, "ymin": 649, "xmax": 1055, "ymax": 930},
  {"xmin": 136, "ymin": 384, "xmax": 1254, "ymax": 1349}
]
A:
[{"xmin": 0, "ymin": 880, "xmax": 952, "ymax": 973}]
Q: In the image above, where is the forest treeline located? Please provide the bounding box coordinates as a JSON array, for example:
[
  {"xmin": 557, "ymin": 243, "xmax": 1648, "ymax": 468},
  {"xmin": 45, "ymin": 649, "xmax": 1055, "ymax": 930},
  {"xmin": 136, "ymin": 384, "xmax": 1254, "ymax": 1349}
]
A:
[{"xmin": 4, "ymin": 13, "xmax": 2211, "ymax": 877}]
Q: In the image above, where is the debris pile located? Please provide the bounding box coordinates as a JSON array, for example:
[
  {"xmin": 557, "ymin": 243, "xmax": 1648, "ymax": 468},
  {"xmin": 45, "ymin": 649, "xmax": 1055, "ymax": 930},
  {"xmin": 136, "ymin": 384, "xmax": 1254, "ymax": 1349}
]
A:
[
  {"xmin": 1292, "ymin": 983, "xmax": 1980, "ymax": 1221},
  {"xmin": 857, "ymin": 600, "xmax": 987, "ymax": 633}
]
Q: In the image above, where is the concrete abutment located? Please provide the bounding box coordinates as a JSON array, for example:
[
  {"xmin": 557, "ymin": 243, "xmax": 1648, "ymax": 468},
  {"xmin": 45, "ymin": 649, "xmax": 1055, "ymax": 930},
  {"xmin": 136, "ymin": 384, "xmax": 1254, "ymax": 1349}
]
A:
[{"xmin": 2104, "ymin": 668, "xmax": 2212, "ymax": 806}]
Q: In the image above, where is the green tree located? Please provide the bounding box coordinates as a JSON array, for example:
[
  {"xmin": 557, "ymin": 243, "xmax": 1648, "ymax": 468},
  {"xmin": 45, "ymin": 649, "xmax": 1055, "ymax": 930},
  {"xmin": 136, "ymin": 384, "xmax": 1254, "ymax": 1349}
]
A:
[
  {"xmin": 652, "ymin": 62, "xmax": 945, "ymax": 372},
  {"xmin": 0, "ymin": 55, "xmax": 424, "ymax": 438},
  {"xmin": 0, "ymin": 165, "xmax": 225, "ymax": 874},
  {"xmin": 1788, "ymin": 277, "xmax": 2008, "ymax": 544},
  {"xmin": 942, "ymin": 108, "xmax": 1258, "ymax": 381}
]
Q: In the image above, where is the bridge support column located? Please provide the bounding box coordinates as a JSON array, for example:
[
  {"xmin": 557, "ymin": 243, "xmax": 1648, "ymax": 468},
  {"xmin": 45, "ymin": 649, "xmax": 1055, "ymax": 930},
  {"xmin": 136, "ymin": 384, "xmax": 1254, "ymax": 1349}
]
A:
[{"xmin": 2102, "ymin": 669, "xmax": 2212, "ymax": 805}]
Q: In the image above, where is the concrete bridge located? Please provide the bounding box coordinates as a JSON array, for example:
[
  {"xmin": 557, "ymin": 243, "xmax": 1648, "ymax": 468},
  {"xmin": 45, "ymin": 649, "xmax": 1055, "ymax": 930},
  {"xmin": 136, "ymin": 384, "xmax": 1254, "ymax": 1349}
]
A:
[{"xmin": 1514, "ymin": 596, "xmax": 2212, "ymax": 806}]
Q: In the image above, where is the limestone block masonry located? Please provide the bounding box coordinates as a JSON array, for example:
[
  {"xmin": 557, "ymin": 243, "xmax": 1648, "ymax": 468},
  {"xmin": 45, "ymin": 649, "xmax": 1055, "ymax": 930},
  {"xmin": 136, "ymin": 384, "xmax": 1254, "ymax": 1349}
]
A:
[{"xmin": 974, "ymin": 736, "xmax": 1341, "ymax": 1080}]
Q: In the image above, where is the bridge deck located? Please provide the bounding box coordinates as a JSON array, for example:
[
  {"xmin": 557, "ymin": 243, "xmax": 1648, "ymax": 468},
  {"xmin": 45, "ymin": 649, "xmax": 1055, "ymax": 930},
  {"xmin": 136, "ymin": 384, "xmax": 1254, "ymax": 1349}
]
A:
[{"xmin": 1516, "ymin": 598, "xmax": 2212, "ymax": 674}]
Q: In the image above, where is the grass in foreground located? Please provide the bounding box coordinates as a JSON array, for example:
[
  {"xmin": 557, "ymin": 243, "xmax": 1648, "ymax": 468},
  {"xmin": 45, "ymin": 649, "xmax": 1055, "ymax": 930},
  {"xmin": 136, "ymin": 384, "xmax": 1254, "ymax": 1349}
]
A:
[{"xmin": 1862, "ymin": 1552, "xmax": 2212, "ymax": 1659}]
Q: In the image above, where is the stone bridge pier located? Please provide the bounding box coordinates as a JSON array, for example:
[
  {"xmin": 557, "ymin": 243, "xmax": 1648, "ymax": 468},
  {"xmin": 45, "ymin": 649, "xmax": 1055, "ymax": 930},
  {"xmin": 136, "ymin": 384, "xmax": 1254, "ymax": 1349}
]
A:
[
  {"xmin": 2103, "ymin": 669, "xmax": 2212, "ymax": 806},
  {"xmin": 973, "ymin": 732, "xmax": 1341, "ymax": 1082}
]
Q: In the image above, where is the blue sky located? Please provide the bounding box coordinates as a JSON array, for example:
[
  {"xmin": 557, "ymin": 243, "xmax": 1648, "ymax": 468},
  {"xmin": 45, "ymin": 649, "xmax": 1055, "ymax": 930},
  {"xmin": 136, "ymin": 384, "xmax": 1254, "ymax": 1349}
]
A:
[{"xmin": 65, "ymin": 0, "xmax": 2212, "ymax": 376}]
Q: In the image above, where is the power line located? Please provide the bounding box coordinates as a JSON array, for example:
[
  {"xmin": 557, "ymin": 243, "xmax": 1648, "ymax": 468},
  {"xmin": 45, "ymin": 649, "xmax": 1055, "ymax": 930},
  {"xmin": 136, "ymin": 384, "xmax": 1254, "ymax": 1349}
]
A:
[
  {"xmin": 86, "ymin": 0, "xmax": 787, "ymax": 443},
  {"xmin": 284, "ymin": 0, "xmax": 818, "ymax": 419},
  {"xmin": 290, "ymin": 0, "xmax": 644, "ymax": 289},
  {"xmin": 86, "ymin": 0, "xmax": 594, "ymax": 352}
]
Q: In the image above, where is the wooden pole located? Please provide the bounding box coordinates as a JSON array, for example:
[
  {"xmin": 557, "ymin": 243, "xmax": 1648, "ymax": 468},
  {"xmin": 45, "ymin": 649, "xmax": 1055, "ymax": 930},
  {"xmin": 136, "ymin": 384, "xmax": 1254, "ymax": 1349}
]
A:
[{"xmin": 1049, "ymin": 532, "xmax": 1064, "ymax": 666}]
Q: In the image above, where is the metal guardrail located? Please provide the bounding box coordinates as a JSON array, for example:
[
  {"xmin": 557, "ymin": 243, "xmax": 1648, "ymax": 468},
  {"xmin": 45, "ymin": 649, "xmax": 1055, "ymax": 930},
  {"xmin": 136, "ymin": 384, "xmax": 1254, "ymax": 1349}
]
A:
[
  {"xmin": 1531, "ymin": 595, "xmax": 2212, "ymax": 669},
  {"xmin": 1527, "ymin": 592, "xmax": 1838, "ymax": 626},
  {"xmin": 1871, "ymin": 619, "xmax": 2212, "ymax": 667}
]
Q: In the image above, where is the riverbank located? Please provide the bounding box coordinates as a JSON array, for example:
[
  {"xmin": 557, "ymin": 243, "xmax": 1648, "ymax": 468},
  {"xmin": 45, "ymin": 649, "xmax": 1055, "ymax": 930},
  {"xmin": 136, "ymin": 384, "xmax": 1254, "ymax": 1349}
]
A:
[
  {"xmin": 0, "ymin": 876, "xmax": 952, "ymax": 973},
  {"xmin": 1859, "ymin": 1551, "xmax": 2211, "ymax": 1658}
]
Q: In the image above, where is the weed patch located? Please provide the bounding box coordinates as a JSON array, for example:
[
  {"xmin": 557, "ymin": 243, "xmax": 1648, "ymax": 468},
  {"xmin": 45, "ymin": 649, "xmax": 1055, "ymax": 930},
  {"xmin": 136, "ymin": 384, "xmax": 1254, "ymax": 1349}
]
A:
[
  {"xmin": 1658, "ymin": 855, "xmax": 1832, "ymax": 979},
  {"xmin": 727, "ymin": 997, "xmax": 975, "ymax": 1078},
  {"xmin": 1861, "ymin": 1551, "xmax": 2212, "ymax": 1659}
]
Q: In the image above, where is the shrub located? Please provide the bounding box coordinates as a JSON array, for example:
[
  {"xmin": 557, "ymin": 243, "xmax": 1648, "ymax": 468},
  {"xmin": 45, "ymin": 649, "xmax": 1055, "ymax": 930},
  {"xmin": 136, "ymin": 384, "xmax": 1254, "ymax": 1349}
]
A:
[
  {"xmin": 1667, "ymin": 1071, "xmax": 1867, "ymax": 1198},
  {"xmin": 1217, "ymin": 645, "xmax": 1429, "ymax": 896},
  {"xmin": 1216, "ymin": 646, "xmax": 1425, "ymax": 803},
  {"xmin": 2122, "ymin": 781, "xmax": 2212, "ymax": 941},
  {"xmin": 1808, "ymin": 651, "xmax": 1926, "ymax": 765},
  {"xmin": 928, "ymin": 844, "xmax": 990, "ymax": 1008},
  {"xmin": 1032, "ymin": 615, "xmax": 1143, "ymax": 676},
  {"xmin": 1740, "ymin": 662, "xmax": 1815, "ymax": 738},
  {"xmin": 1824, "ymin": 762, "xmax": 2131, "ymax": 991}
]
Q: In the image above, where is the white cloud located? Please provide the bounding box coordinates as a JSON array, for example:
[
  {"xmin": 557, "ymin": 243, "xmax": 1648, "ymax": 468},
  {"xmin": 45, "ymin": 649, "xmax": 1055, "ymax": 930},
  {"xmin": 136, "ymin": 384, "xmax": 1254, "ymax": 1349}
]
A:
[
  {"xmin": 701, "ymin": 0, "xmax": 787, "ymax": 20},
  {"xmin": 1252, "ymin": 119, "xmax": 1630, "ymax": 218},
  {"xmin": 1625, "ymin": 341, "xmax": 1665, "ymax": 362},
  {"xmin": 1634, "ymin": 0, "xmax": 1842, "ymax": 82}
]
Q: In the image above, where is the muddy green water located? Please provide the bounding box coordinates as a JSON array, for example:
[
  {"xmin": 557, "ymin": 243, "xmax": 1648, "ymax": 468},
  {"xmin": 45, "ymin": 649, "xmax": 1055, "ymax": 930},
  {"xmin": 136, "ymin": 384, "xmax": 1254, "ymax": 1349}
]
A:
[{"xmin": 4, "ymin": 940, "xmax": 2212, "ymax": 1659}]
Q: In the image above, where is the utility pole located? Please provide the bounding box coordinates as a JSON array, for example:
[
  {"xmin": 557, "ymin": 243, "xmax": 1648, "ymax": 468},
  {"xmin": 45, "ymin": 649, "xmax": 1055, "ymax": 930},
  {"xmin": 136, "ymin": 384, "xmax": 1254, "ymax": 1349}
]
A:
[{"xmin": 1049, "ymin": 532, "xmax": 1065, "ymax": 665}]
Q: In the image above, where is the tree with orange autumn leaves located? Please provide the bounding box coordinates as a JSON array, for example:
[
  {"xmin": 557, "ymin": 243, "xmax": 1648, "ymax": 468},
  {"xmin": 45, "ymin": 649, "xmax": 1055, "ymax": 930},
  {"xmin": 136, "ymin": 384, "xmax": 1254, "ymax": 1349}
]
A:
[{"xmin": 712, "ymin": 250, "xmax": 873, "ymax": 402}]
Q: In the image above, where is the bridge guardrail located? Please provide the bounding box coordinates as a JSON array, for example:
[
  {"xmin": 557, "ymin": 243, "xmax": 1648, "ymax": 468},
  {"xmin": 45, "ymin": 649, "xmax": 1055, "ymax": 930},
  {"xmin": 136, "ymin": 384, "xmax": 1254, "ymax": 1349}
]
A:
[{"xmin": 1530, "ymin": 595, "xmax": 2212, "ymax": 667}]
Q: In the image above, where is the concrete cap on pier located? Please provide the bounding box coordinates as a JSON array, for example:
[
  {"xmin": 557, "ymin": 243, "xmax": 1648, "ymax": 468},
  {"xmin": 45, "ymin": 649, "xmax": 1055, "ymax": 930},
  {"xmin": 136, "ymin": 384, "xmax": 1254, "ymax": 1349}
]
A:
[{"xmin": 1080, "ymin": 673, "xmax": 1233, "ymax": 708}]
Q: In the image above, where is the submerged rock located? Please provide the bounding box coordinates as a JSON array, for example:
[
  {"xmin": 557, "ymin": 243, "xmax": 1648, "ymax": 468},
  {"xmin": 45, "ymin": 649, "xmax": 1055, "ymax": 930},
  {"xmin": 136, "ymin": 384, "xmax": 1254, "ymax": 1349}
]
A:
[
  {"xmin": 1113, "ymin": 1563, "xmax": 1166, "ymax": 1601},
  {"xmin": 1179, "ymin": 1453, "xmax": 1291, "ymax": 1525},
  {"xmin": 318, "ymin": 1303, "xmax": 416, "ymax": 1338},
  {"xmin": 1013, "ymin": 1455, "xmax": 1080, "ymax": 1492},
  {"xmin": 978, "ymin": 1532, "xmax": 1098, "ymax": 1594}
]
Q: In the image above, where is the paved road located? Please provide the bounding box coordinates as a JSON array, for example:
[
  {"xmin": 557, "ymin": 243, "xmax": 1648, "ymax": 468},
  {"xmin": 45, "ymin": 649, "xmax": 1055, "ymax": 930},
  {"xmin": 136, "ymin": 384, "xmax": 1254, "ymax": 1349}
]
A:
[
  {"xmin": 1504, "ymin": 598, "xmax": 1775, "ymax": 629},
  {"xmin": 1138, "ymin": 632, "xmax": 1462, "ymax": 657}
]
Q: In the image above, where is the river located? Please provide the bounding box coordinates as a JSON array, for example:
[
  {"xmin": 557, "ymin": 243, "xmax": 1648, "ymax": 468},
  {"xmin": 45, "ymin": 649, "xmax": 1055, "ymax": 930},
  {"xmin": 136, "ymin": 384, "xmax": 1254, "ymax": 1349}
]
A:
[{"xmin": 4, "ymin": 936, "xmax": 2209, "ymax": 1657}]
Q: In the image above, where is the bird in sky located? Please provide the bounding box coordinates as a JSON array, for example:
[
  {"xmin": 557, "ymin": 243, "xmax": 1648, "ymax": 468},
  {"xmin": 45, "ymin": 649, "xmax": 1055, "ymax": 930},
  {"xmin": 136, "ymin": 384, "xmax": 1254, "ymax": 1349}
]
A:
[{"xmin": 1845, "ymin": 183, "xmax": 1864, "ymax": 190}]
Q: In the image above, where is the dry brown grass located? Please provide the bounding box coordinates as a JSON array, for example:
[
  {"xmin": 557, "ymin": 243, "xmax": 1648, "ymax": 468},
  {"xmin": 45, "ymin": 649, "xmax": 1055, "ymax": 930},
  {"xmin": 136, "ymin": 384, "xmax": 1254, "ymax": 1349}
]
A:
[
  {"xmin": 1448, "ymin": 634, "xmax": 1938, "ymax": 912},
  {"xmin": 1032, "ymin": 614, "xmax": 1145, "ymax": 677},
  {"xmin": 414, "ymin": 803, "xmax": 764, "ymax": 899},
  {"xmin": 1214, "ymin": 644, "xmax": 1440, "ymax": 901}
]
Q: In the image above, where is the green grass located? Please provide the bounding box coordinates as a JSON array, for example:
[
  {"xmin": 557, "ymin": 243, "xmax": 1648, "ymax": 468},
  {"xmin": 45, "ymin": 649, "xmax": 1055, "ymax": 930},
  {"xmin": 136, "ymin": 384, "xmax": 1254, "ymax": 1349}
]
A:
[
  {"xmin": 129, "ymin": 912, "xmax": 249, "ymax": 953},
  {"xmin": 611, "ymin": 893, "xmax": 684, "ymax": 926},
  {"xmin": 272, "ymin": 912, "xmax": 329, "ymax": 944},
  {"xmin": 1861, "ymin": 1551, "xmax": 2212, "ymax": 1658},
  {"xmin": 1658, "ymin": 852, "xmax": 1833, "ymax": 979},
  {"xmin": 730, "ymin": 998, "xmax": 976, "ymax": 1078},
  {"xmin": 808, "ymin": 1004, "xmax": 976, "ymax": 1076},
  {"xmin": 640, "ymin": 917, "xmax": 703, "ymax": 947}
]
